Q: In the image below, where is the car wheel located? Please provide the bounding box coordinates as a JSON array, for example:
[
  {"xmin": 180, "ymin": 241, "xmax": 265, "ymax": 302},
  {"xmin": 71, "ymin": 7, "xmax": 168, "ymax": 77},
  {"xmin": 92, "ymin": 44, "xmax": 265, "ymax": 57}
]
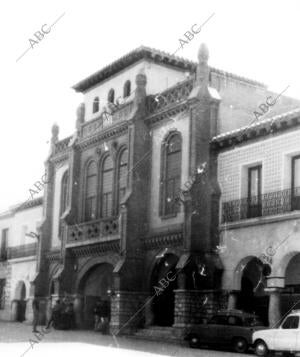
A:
[
  {"xmin": 188, "ymin": 334, "xmax": 200, "ymax": 348},
  {"xmin": 233, "ymin": 337, "xmax": 248, "ymax": 353},
  {"xmin": 255, "ymin": 340, "xmax": 269, "ymax": 357}
]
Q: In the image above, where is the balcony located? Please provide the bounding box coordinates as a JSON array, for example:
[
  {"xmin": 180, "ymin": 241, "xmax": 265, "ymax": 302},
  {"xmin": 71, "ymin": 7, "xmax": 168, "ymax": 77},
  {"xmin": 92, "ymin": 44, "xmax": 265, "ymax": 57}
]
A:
[
  {"xmin": 66, "ymin": 217, "xmax": 119, "ymax": 245},
  {"xmin": 222, "ymin": 187, "xmax": 300, "ymax": 223},
  {"xmin": 81, "ymin": 101, "xmax": 133, "ymax": 139},
  {"xmin": 7, "ymin": 243, "xmax": 37, "ymax": 259}
]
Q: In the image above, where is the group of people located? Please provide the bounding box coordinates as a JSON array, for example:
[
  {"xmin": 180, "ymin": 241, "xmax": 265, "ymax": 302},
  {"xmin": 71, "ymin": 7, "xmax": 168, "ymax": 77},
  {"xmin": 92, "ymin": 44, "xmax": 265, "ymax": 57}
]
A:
[
  {"xmin": 32, "ymin": 296, "xmax": 111, "ymax": 333},
  {"xmin": 32, "ymin": 297, "xmax": 75, "ymax": 332},
  {"xmin": 47, "ymin": 299, "xmax": 75, "ymax": 330}
]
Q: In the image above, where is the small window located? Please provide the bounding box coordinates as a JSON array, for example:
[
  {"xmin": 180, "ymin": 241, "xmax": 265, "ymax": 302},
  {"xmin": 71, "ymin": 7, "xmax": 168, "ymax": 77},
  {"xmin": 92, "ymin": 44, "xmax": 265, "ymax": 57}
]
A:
[
  {"xmin": 292, "ymin": 155, "xmax": 300, "ymax": 210},
  {"xmin": 282, "ymin": 316, "xmax": 299, "ymax": 329},
  {"xmin": 123, "ymin": 80, "xmax": 131, "ymax": 98},
  {"xmin": 108, "ymin": 89, "xmax": 115, "ymax": 104},
  {"xmin": 93, "ymin": 97, "xmax": 99, "ymax": 113}
]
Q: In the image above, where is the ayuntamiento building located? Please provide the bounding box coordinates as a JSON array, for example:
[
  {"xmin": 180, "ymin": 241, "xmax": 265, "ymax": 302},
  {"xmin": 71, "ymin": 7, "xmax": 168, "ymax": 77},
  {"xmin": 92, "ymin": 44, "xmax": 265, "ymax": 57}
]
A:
[{"xmin": 0, "ymin": 44, "xmax": 299, "ymax": 339}]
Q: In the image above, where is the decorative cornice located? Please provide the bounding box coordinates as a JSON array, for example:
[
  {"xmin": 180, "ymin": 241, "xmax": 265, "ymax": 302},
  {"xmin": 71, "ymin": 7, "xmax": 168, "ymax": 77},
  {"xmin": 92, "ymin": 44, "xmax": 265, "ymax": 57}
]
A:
[
  {"xmin": 45, "ymin": 249, "xmax": 61, "ymax": 262},
  {"xmin": 77, "ymin": 122, "xmax": 129, "ymax": 151},
  {"xmin": 69, "ymin": 239, "xmax": 120, "ymax": 258},
  {"xmin": 143, "ymin": 231, "xmax": 183, "ymax": 250}
]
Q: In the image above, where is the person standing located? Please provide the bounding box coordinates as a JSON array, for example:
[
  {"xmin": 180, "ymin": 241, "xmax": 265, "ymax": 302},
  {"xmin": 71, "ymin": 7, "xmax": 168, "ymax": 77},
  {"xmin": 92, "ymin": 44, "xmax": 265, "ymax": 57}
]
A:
[
  {"xmin": 93, "ymin": 299, "xmax": 102, "ymax": 331},
  {"xmin": 32, "ymin": 296, "xmax": 40, "ymax": 333}
]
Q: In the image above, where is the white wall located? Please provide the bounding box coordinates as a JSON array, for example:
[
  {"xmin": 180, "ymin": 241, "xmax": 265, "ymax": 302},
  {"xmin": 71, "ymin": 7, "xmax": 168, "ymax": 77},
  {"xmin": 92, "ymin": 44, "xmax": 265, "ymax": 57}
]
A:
[
  {"xmin": 84, "ymin": 59, "xmax": 188, "ymax": 121},
  {"xmin": 218, "ymin": 129, "xmax": 300, "ymax": 202},
  {"xmin": 10, "ymin": 206, "xmax": 42, "ymax": 247}
]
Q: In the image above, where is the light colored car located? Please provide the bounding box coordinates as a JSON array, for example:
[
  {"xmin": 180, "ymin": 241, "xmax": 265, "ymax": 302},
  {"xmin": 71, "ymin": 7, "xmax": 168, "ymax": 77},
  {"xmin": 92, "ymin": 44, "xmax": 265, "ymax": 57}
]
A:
[{"xmin": 253, "ymin": 310, "xmax": 300, "ymax": 356}]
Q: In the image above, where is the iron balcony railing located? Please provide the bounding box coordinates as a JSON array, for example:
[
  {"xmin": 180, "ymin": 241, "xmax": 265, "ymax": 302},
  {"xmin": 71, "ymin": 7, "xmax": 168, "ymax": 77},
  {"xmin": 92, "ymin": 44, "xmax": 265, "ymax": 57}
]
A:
[
  {"xmin": 222, "ymin": 187, "xmax": 300, "ymax": 223},
  {"xmin": 7, "ymin": 243, "xmax": 37, "ymax": 259}
]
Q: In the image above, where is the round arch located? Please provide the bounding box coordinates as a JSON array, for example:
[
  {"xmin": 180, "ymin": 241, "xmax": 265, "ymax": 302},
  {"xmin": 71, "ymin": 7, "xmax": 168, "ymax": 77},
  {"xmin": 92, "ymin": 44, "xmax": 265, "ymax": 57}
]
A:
[
  {"xmin": 75, "ymin": 255, "xmax": 118, "ymax": 293},
  {"xmin": 233, "ymin": 255, "xmax": 258, "ymax": 291}
]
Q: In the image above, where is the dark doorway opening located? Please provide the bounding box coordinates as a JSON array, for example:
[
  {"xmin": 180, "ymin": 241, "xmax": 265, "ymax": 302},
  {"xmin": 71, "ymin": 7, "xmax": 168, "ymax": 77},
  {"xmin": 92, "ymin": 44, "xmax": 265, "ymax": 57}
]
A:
[{"xmin": 151, "ymin": 253, "xmax": 178, "ymax": 327}]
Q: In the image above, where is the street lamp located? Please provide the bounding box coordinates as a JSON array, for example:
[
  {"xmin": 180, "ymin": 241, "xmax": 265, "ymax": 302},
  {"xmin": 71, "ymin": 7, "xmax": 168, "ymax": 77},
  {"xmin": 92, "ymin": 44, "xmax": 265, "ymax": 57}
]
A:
[{"xmin": 25, "ymin": 232, "xmax": 40, "ymax": 240}]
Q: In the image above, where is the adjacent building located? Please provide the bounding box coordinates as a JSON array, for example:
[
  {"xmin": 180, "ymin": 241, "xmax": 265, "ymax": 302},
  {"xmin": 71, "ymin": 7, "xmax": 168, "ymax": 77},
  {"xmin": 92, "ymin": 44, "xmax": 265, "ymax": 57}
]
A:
[
  {"xmin": 214, "ymin": 108, "xmax": 300, "ymax": 326},
  {"xmin": 0, "ymin": 198, "xmax": 42, "ymax": 322}
]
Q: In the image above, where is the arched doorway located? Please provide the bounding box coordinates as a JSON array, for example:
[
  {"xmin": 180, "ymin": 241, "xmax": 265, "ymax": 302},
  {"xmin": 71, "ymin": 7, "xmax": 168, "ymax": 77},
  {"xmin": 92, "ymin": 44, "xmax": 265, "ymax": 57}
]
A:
[
  {"xmin": 282, "ymin": 253, "xmax": 300, "ymax": 314},
  {"xmin": 150, "ymin": 253, "xmax": 178, "ymax": 327},
  {"xmin": 236, "ymin": 258, "xmax": 269, "ymax": 325},
  {"xmin": 78, "ymin": 263, "xmax": 113, "ymax": 329},
  {"xmin": 15, "ymin": 281, "xmax": 26, "ymax": 322}
]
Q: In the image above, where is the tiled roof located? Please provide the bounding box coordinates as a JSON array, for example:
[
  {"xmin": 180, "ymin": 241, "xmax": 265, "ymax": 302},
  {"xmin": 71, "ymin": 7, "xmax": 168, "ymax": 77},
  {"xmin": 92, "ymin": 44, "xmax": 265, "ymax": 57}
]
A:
[
  {"xmin": 212, "ymin": 108, "xmax": 300, "ymax": 144},
  {"xmin": 14, "ymin": 196, "xmax": 43, "ymax": 213},
  {"xmin": 72, "ymin": 45, "xmax": 266, "ymax": 93}
]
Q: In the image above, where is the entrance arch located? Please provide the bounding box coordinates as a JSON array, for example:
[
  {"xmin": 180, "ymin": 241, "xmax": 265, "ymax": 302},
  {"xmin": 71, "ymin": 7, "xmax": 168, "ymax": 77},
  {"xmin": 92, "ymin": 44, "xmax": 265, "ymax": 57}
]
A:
[
  {"xmin": 78, "ymin": 263, "xmax": 113, "ymax": 329},
  {"xmin": 236, "ymin": 257, "xmax": 269, "ymax": 324},
  {"xmin": 150, "ymin": 253, "xmax": 178, "ymax": 327},
  {"xmin": 14, "ymin": 281, "xmax": 27, "ymax": 322},
  {"xmin": 281, "ymin": 253, "xmax": 300, "ymax": 314}
]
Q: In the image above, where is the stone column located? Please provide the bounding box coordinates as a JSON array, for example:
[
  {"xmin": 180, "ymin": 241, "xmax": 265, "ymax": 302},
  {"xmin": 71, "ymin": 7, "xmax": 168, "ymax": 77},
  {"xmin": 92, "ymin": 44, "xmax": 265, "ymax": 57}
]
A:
[
  {"xmin": 144, "ymin": 298, "xmax": 154, "ymax": 327},
  {"xmin": 110, "ymin": 291, "xmax": 148, "ymax": 335},
  {"xmin": 227, "ymin": 290, "xmax": 239, "ymax": 310},
  {"xmin": 10, "ymin": 299, "xmax": 18, "ymax": 321},
  {"xmin": 266, "ymin": 288, "xmax": 282, "ymax": 327}
]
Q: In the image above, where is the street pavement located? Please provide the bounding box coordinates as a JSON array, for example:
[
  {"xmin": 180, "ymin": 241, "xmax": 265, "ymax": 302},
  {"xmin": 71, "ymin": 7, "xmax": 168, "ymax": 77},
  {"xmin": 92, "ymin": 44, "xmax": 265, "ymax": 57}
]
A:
[{"xmin": 0, "ymin": 321, "xmax": 252, "ymax": 357}]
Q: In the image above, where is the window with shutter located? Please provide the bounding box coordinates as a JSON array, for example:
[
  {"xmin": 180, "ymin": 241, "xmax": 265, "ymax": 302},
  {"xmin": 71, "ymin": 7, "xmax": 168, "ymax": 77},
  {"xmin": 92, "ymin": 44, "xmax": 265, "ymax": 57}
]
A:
[
  {"xmin": 101, "ymin": 156, "xmax": 114, "ymax": 218},
  {"xmin": 117, "ymin": 149, "xmax": 128, "ymax": 213},
  {"xmin": 85, "ymin": 161, "xmax": 97, "ymax": 221},
  {"xmin": 93, "ymin": 97, "xmax": 99, "ymax": 113},
  {"xmin": 161, "ymin": 133, "xmax": 182, "ymax": 216},
  {"xmin": 123, "ymin": 80, "xmax": 131, "ymax": 98}
]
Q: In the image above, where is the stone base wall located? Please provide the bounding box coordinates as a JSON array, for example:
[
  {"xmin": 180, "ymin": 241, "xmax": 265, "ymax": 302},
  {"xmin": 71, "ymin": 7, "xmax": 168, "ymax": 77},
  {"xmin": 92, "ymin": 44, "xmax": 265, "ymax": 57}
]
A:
[
  {"xmin": 174, "ymin": 289, "xmax": 228, "ymax": 329},
  {"xmin": 110, "ymin": 291, "xmax": 148, "ymax": 335}
]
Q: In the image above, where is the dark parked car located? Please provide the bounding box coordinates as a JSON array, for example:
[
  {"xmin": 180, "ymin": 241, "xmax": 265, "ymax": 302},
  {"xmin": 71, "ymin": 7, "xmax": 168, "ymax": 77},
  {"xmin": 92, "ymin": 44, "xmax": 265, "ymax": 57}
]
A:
[{"xmin": 185, "ymin": 310, "xmax": 265, "ymax": 353}]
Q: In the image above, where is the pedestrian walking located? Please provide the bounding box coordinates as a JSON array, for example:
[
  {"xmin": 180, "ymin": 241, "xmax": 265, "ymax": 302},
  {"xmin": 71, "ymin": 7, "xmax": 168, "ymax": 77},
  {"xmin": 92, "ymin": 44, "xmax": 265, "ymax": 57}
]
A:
[{"xmin": 32, "ymin": 296, "xmax": 40, "ymax": 333}]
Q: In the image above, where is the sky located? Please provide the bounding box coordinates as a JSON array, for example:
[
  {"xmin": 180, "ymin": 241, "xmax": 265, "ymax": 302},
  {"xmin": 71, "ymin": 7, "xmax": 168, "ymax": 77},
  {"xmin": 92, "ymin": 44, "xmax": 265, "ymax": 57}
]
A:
[{"xmin": 0, "ymin": 0, "xmax": 299, "ymax": 212}]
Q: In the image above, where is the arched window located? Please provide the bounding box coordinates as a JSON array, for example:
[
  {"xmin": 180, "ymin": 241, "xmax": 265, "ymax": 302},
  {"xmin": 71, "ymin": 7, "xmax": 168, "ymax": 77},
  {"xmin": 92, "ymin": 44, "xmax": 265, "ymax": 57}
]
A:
[
  {"xmin": 108, "ymin": 89, "xmax": 115, "ymax": 104},
  {"xmin": 59, "ymin": 171, "xmax": 69, "ymax": 236},
  {"xmin": 85, "ymin": 161, "xmax": 97, "ymax": 221},
  {"xmin": 117, "ymin": 149, "xmax": 128, "ymax": 212},
  {"xmin": 123, "ymin": 80, "xmax": 131, "ymax": 98},
  {"xmin": 60, "ymin": 171, "xmax": 69, "ymax": 215},
  {"xmin": 93, "ymin": 97, "xmax": 99, "ymax": 113},
  {"xmin": 101, "ymin": 156, "xmax": 114, "ymax": 218},
  {"xmin": 160, "ymin": 133, "xmax": 182, "ymax": 216}
]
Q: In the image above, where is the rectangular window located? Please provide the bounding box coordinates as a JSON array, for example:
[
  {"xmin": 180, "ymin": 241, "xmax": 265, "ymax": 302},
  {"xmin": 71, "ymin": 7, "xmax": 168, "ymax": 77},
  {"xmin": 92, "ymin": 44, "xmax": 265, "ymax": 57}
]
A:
[
  {"xmin": 0, "ymin": 229, "xmax": 8, "ymax": 261},
  {"xmin": 282, "ymin": 315, "xmax": 299, "ymax": 329},
  {"xmin": 292, "ymin": 155, "xmax": 300, "ymax": 210},
  {"xmin": 247, "ymin": 165, "xmax": 262, "ymax": 218},
  {"xmin": 0, "ymin": 279, "xmax": 5, "ymax": 309}
]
